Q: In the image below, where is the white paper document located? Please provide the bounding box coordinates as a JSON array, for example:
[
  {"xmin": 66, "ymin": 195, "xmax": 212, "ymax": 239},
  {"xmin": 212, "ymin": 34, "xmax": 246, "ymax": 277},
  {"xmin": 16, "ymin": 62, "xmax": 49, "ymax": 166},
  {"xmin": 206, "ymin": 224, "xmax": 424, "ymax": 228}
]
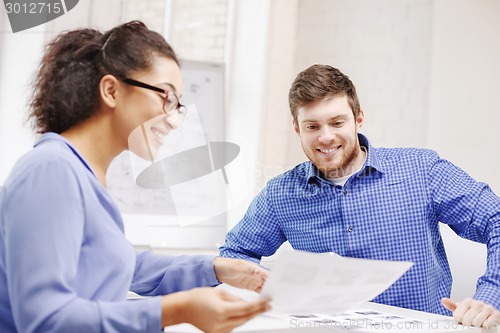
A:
[
  {"xmin": 260, "ymin": 250, "xmax": 413, "ymax": 314},
  {"xmin": 282, "ymin": 307, "xmax": 477, "ymax": 332}
]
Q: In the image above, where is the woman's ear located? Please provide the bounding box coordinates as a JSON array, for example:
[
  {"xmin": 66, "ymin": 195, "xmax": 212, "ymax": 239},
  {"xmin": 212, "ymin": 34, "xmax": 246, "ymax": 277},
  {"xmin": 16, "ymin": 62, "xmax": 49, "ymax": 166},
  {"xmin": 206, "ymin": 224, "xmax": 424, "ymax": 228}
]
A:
[{"xmin": 99, "ymin": 74, "xmax": 119, "ymax": 109}]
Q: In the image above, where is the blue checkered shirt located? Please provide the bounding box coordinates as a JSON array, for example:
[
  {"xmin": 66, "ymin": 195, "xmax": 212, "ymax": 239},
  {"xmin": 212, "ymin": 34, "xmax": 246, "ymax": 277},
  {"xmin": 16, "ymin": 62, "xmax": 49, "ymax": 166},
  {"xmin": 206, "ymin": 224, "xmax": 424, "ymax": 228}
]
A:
[{"xmin": 220, "ymin": 134, "xmax": 500, "ymax": 315}]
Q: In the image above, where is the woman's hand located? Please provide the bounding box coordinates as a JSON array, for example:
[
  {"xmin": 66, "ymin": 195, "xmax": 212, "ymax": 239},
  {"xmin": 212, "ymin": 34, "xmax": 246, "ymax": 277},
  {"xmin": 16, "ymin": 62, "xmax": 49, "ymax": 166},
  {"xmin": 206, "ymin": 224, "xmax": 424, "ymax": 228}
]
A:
[
  {"xmin": 442, "ymin": 297, "xmax": 500, "ymax": 329},
  {"xmin": 161, "ymin": 287, "xmax": 270, "ymax": 333},
  {"xmin": 213, "ymin": 257, "xmax": 268, "ymax": 293}
]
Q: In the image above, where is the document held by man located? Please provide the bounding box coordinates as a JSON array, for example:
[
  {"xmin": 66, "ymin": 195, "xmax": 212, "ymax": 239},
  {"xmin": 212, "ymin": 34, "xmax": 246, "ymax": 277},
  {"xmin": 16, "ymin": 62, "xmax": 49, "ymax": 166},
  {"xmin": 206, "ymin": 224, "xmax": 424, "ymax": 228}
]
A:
[{"xmin": 260, "ymin": 250, "xmax": 413, "ymax": 314}]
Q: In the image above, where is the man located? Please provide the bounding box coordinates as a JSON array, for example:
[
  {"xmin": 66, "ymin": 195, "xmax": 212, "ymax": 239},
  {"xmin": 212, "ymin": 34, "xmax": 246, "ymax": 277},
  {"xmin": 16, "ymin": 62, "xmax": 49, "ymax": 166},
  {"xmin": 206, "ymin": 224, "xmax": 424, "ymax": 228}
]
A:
[{"xmin": 220, "ymin": 65, "xmax": 500, "ymax": 328}]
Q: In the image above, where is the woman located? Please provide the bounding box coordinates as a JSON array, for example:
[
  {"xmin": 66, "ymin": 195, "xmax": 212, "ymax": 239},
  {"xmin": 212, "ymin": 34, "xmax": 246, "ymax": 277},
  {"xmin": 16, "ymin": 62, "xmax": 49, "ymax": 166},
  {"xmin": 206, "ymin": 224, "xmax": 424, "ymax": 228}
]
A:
[{"xmin": 0, "ymin": 21, "xmax": 269, "ymax": 333}]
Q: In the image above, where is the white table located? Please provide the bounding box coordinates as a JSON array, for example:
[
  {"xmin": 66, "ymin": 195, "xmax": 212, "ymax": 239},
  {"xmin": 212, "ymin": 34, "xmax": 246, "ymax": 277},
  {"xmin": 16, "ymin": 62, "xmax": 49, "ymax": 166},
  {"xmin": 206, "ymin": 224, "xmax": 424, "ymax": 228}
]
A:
[{"xmin": 164, "ymin": 301, "xmax": 490, "ymax": 333}]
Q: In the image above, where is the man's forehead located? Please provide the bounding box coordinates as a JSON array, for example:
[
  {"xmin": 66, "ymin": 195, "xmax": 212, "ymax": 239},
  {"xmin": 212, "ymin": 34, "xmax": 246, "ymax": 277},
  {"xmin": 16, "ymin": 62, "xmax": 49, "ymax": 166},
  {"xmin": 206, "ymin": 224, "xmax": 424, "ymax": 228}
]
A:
[{"xmin": 297, "ymin": 97, "xmax": 352, "ymax": 122}]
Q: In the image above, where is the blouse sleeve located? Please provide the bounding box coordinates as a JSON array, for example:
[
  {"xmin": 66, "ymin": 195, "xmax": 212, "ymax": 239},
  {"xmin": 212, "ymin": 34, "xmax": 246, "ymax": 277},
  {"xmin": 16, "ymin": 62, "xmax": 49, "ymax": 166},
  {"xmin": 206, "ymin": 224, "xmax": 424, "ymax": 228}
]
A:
[{"xmin": 131, "ymin": 251, "xmax": 219, "ymax": 295}]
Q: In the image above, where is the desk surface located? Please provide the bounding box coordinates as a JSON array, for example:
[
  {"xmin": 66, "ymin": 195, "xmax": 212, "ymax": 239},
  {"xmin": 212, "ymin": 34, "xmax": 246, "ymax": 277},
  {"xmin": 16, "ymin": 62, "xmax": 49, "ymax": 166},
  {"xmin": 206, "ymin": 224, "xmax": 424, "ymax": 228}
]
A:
[{"xmin": 164, "ymin": 302, "xmax": 488, "ymax": 333}]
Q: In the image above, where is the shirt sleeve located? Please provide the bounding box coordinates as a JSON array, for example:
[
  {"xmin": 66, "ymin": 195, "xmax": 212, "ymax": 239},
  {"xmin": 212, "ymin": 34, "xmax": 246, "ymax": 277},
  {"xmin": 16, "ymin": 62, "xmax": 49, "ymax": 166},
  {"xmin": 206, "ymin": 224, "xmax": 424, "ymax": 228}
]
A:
[
  {"xmin": 1, "ymin": 158, "xmax": 162, "ymax": 333},
  {"xmin": 130, "ymin": 251, "xmax": 219, "ymax": 295},
  {"xmin": 427, "ymin": 152, "xmax": 500, "ymax": 308},
  {"xmin": 219, "ymin": 185, "xmax": 287, "ymax": 264}
]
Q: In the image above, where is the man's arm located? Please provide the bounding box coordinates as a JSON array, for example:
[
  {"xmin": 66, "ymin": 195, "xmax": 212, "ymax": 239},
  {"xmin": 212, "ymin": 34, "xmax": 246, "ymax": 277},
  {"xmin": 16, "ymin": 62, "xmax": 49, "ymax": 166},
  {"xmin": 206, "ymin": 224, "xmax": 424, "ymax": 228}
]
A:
[
  {"xmin": 219, "ymin": 185, "xmax": 287, "ymax": 264},
  {"xmin": 427, "ymin": 152, "xmax": 500, "ymax": 327}
]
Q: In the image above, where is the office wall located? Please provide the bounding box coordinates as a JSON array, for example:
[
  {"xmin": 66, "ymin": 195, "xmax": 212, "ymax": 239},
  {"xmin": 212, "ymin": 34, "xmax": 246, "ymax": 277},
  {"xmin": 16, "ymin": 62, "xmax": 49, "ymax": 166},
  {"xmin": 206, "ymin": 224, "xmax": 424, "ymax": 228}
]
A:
[
  {"xmin": 0, "ymin": 15, "xmax": 40, "ymax": 183},
  {"xmin": 427, "ymin": 0, "xmax": 500, "ymax": 191},
  {"xmin": 427, "ymin": 0, "xmax": 499, "ymax": 303},
  {"xmin": 167, "ymin": 0, "xmax": 229, "ymax": 62}
]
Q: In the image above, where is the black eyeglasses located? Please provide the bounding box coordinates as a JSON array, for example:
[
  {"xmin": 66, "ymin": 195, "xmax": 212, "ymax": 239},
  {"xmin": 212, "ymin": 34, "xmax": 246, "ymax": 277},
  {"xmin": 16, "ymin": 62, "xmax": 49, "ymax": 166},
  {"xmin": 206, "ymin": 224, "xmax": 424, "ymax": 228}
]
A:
[{"xmin": 122, "ymin": 78, "xmax": 187, "ymax": 120}]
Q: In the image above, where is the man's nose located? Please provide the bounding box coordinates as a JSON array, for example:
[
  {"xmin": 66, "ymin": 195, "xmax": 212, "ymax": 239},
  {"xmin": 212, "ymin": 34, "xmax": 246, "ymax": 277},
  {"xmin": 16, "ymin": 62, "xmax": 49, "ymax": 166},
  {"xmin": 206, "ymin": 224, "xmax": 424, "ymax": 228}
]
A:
[{"xmin": 318, "ymin": 127, "xmax": 336, "ymax": 143}]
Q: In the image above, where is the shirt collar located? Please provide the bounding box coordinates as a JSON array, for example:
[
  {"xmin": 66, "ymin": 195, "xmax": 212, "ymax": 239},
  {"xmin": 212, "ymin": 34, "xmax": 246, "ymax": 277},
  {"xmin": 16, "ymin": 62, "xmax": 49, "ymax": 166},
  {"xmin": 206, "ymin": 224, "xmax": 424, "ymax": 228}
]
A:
[
  {"xmin": 34, "ymin": 132, "xmax": 96, "ymax": 176},
  {"xmin": 305, "ymin": 133, "xmax": 385, "ymax": 184},
  {"xmin": 359, "ymin": 133, "xmax": 384, "ymax": 174}
]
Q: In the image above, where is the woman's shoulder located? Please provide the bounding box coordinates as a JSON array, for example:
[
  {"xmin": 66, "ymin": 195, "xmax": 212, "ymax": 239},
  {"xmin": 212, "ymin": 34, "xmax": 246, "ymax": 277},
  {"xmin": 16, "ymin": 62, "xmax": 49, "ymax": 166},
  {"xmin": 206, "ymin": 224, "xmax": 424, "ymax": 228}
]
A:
[{"xmin": 4, "ymin": 137, "xmax": 84, "ymax": 189}]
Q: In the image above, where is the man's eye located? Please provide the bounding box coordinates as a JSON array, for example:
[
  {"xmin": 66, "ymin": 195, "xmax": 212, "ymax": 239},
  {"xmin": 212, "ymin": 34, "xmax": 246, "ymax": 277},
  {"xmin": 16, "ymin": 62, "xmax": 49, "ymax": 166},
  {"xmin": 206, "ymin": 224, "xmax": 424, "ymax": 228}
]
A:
[
  {"xmin": 332, "ymin": 121, "xmax": 344, "ymax": 127},
  {"xmin": 305, "ymin": 125, "xmax": 318, "ymax": 130}
]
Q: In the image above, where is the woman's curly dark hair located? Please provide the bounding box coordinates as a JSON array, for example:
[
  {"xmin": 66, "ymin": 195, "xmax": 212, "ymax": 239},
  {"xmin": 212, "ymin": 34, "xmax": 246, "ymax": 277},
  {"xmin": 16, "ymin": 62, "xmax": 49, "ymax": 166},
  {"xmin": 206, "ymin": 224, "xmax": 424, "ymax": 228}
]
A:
[{"xmin": 29, "ymin": 21, "xmax": 178, "ymax": 134}]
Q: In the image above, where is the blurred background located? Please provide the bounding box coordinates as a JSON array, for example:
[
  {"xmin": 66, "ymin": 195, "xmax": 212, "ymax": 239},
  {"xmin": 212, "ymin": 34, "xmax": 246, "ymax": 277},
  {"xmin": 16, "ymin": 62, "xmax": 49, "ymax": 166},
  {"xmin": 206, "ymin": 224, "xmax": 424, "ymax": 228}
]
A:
[{"xmin": 1, "ymin": 0, "xmax": 499, "ymax": 302}]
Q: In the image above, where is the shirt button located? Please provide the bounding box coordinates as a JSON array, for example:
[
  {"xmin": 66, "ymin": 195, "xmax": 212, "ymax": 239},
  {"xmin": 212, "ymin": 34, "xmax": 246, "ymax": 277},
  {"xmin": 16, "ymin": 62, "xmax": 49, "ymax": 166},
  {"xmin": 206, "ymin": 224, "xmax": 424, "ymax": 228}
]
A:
[
  {"xmin": 343, "ymin": 190, "xmax": 348, "ymax": 195},
  {"xmin": 348, "ymin": 226, "xmax": 353, "ymax": 232}
]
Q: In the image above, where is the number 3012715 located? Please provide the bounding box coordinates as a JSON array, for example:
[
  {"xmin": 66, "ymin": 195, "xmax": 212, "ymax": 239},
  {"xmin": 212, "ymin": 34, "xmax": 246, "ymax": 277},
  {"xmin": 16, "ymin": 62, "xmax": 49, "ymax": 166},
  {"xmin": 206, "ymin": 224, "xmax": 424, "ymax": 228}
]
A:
[{"xmin": 5, "ymin": 2, "xmax": 62, "ymax": 14}]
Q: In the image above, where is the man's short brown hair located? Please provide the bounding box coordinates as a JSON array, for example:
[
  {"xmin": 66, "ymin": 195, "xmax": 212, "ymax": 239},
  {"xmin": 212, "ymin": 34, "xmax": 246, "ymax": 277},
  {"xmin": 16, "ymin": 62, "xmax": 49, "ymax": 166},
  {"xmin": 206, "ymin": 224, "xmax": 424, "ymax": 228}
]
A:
[{"xmin": 288, "ymin": 64, "xmax": 361, "ymax": 122}]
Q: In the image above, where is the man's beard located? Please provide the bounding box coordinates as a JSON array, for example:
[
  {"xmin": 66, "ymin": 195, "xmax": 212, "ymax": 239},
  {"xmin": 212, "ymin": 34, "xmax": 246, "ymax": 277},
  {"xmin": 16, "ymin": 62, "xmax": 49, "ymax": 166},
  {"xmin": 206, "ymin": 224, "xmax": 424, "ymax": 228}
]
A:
[{"xmin": 303, "ymin": 135, "xmax": 360, "ymax": 179}]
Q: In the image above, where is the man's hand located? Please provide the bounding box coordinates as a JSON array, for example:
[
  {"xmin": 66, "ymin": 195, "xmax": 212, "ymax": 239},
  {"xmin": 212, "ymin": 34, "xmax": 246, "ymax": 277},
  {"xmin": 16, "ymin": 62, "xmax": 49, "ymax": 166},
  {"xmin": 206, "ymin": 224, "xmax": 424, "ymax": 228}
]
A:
[
  {"xmin": 213, "ymin": 257, "xmax": 268, "ymax": 293},
  {"xmin": 442, "ymin": 297, "xmax": 500, "ymax": 329}
]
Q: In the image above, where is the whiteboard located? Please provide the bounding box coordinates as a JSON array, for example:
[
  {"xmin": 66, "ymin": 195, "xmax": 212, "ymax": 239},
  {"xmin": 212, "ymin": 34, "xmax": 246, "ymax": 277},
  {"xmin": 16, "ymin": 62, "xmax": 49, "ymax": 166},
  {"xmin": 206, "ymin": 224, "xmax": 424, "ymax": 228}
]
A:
[{"xmin": 180, "ymin": 60, "xmax": 225, "ymax": 142}]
